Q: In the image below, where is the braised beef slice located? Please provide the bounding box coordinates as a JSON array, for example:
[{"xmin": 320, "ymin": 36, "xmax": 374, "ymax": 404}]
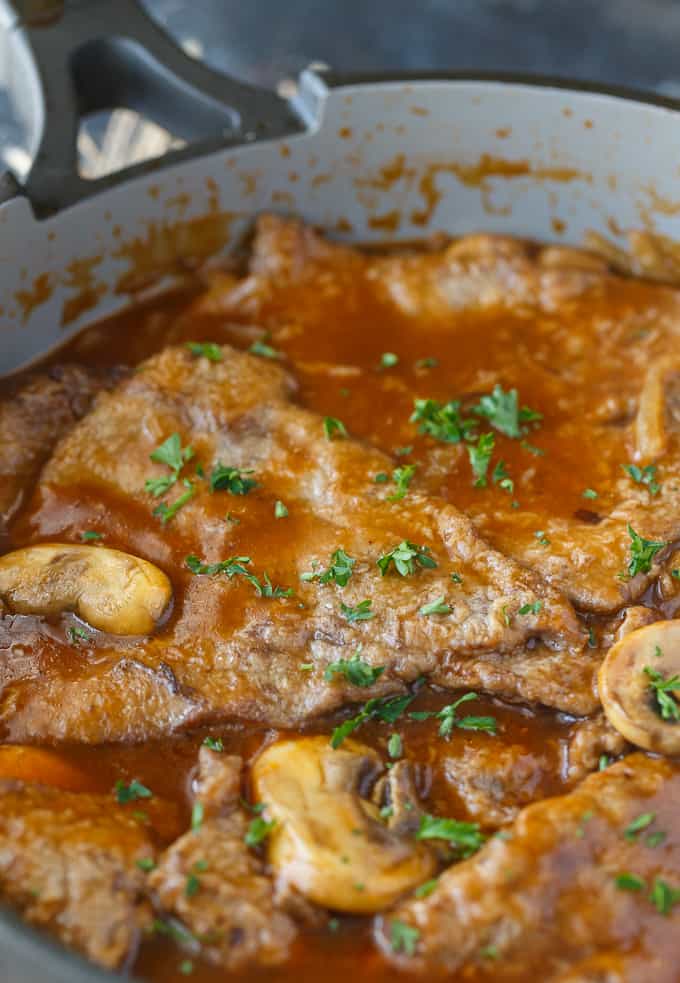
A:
[
  {"xmin": 149, "ymin": 748, "xmax": 297, "ymax": 970},
  {"xmin": 378, "ymin": 754, "xmax": 680, "ymax": 981},
  {"xmin": 0, "ymin": 364, "xmax": 120, "ymax": 539},
  {"xmin": 0, "ymin": 779, "xmax": 154, "ymax": 969},
  {"xmin": 2, "ymin": 344, "xmax": 589, "ymax": 743},
  {"xmin": 200, "ymin": 214, "xmax": 680, "ymax": 614}
]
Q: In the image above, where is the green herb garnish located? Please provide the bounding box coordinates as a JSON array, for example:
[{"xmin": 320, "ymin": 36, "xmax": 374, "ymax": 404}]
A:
[
  {"xmin": 340, "ymin": 599, "xmax": 375, "ymax": 622},
  {"xmin": 467, "ymin": 432, "xmax": 495, "ymax": 487},
  {"xmin": 186, "ymin": 341, "xmax": 222, "ymax": 362},
  {"xmin": 324, "ymin": 416, "xmax": 348, "ymax": 440},
  {"xmin": 377, "ymin": 541, "xmax": 436, "ymax": 577},
  {"xmin": 115, "ymin": 779, "xmax": 152, "ymax": 804},
  {"xmin": 209, "ymin": 463, "xmax": 257, "ymax": 495}
]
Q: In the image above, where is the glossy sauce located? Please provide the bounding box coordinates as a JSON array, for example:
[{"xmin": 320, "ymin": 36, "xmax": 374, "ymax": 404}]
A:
[{"xmin": 6, "ymin": 237, "xmax": 676, "ymax": 981}]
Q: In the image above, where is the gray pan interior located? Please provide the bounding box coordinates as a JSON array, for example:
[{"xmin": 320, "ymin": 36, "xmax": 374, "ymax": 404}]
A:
[{"xmin": 0, "ymin": 3, "xmax": 679, "ymax": 981}]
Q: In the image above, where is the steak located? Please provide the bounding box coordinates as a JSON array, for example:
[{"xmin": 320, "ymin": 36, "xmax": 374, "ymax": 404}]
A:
[
  {"xmin": 377, "ymin": 754, "xmax": 680, "ymax": 981},
  {"xmin": 1, "ymin": 344, "xmax": 589, "ymax": 743},
  {"xmin": 195, "ymin": 214, "xmax": 680, "ymax": 614},
  {"xmin": 0, "ymin": 364, "xmax": 118, "ymax": 541},
  {"xmin": 0, "ymin": 779, "xmax": 155, "ymax": 969},
  {"xmin": 149, "ymin": 747, "xmax": 298, "ymax": 970}
]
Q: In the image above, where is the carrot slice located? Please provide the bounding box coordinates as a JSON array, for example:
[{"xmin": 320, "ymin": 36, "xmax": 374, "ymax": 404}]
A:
[{"xmin": 0, "ymin": 746, "xmax": 90, "ymax": 792}]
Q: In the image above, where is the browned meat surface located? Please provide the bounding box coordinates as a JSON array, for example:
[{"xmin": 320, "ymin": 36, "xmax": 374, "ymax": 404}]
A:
[
  {"xmin": 378, "ymin": 755, "xmax": 680, "ymax": 981},
  {"xmin": 0, "ymin": 364, "xmax": 118, "ymax": 541},
  {"xmin": 195, "ymin": 215, "xmax": 680, "ymax": 614},
  {"xmin": 441, "ymin": 741, "xmax": 552, "ymax": 826},
  {"xmin": 149, "ymin": 747, "xmax": 298, "ymax": 970},
  {"xmin": 0, "ymin": 779, "xmax": 154, "ymax": 969},
  {"xmin": 566, "ymin": 714, "xmax": 629, "ymax": 783},
  {"xmin": 1, "ymin": 344, "xmax": 588, "ymax": 743}
]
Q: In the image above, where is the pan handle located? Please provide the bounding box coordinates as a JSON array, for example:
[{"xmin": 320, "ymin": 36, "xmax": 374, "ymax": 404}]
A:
[{"xmin": 2, "ymin": 0, "xmax": 306, "ymax": 215}]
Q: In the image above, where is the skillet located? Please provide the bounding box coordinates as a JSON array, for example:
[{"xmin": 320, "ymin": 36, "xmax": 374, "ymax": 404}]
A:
[{"xmin": 0, "ymin": 1, "xmax": 679, "ymax": 979}]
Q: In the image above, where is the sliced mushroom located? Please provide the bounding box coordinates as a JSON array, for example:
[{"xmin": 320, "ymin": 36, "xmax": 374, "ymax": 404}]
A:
[
  {"xmin": 0, "ymin": 544, "xmax": 172, "ymax": 635},
  {"xmin": 598, "ymin": 619, "xmax": 680, "ymax": 755},
  {"xmin": 251, "ymin": 736, "xmax": 436, "ymax": 914},
  {"xmin": 634, "ymin": 356, "xmax": 680, "ymax": 461}
]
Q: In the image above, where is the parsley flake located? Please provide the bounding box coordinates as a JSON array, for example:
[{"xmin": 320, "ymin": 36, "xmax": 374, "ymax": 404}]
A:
[
  {"xmin": 471, "ymin": 384, "xmax": 542, "ymax": 439},
  {"xmin": 331, "ymin": 690, "xmax": 420, "ymax": 748},
  {"xmin": 625, "ymin": 524, "xmax": 667, "ymax": 578},
  {"xmin": 649, "ymin": 878, "xmax": 680, "ymax": 915},
  {"xmin": 153, "ymin": 478, "xmax": 195, "ymax": 524},
  {"xmin": 145, "ymin": 433, "xmax": 194, "ymax": 497},
  {"xmin": 467, "ymin": 432, "xmax": 495, "ymax": 487},
  {"xmin": 615, "ymin": 872, "xmax": 645, "ymax": 892},
  {"xmin": 274, "ymin": 500, "xmax": 288, "ymax": 519},
  {"xmin": 390, "ymin": 920, "xmax": 420, "ymax": 956},
  {"xmin": 410, "ymin": 398, "xmax": 475, "ymax": 444},
  {"xmin": 387, "ymin": 464, "xmax": 416, "ymax": 502},
  {"xmin": 324, "ymin": 416, "xmax": 348, "ymax": 440},
  {"xmin": 414, "ymin": 878, "xmax": 438, "ymax": 898},
  {"xmin": 115, "ymin": 779, "xmax": 152, "ymax": 804},
  {"xmin": 416, "ymin": 814, "xmax": 486, "ymax": 857},
  {"xmin": 324, "ymin": 651, "xmax": 385, "ymax": 687},
  {"xmin": 249, "ymin": 335, "xmax": 280, "ymax": 359},
  {"xmin": 245, "ymin": 816, "xmax": 277, "ymax": 847},
  {"xmin": 387, "ymin": 733, "xmax": 403, "ymax": 758},
  {"xmin": 518, "ymin": 600, "xmax": 543, "ymax": 616},
  {"xmin": 377, "ymin": 541, "xmax": 436, "ymax": 577},
  {"xmin": 340, "ymin": 599, "xmax": 375, "ymax": 623},
  {"xmin": 210, "ymin": 464, "xmax": 257, "ymax": 495},
  {"xmin": 624, "ymin": 463, "xmax": 661, "ymax": 497},
  {"xmin": 301, "ymin": 548, "xmax": 355, "ymax": 587},
  {"xmin": 582, "ymin": 488, "xmax": 598, "ymax": 500},
  {"xmin": 203, "ymin": 736, "xmax": 224, "ymax": 752},
  {"xmin": 186, "ymin": 341, "xmax": 222, "ymax": 362},
  {"xmin": 380, "ymin": 352, "xmax": 399, "ymax": 368},
  {"xmin": 624, "ymin": 812, "xmax": 655, "ymax": 841},
  {"xmin": 80, "ymin": 530, "xmax": 102, "ymax": 542},
  {"xmin": 191, "ymin": 801, "xmax": 204, "ymax": 832},
  {"xmin": 643, "ymin": 665, "xmax": 680, "ymax": 721},
  {"xmin": 419, "ymin": 596, "xmax": 451, "ymax": 616}
]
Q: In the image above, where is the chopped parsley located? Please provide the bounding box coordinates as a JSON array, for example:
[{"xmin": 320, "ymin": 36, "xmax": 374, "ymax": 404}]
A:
[
  {"xmin": 249, "ymin": 335, "xmax": 280, "ymax": 359},
  {"xmin": 625, "ymin": 524, "xmax": 666, "ymax": 578},
  {"xmin": 186, "ymin": 341, "xmax": 222, "ymax": 362},
  {"xmin": 450, "ymin": 572, "xmax": 463, "ymax": 584},
  {"xmin": 203, "ymin": 736, "xmax": 224, "ymax": 752},
  {"xmin": 518, "ymin": 600, "xmax": 543, "ymax": 616},
  {"xmin": 340, "ymin": 599, "xmax": 375, "ymax": 622},
  {"xmin": 492, "ymin": 459, "xmax": 514, "ymax": 494},
  {"xmin": 582, "ymin": 488, "xmax": 598, "ymax": 500},
  {"xmin": 650, "ymin": 878, "xmax": 680, "ymax": 915},
  {"xmin": 191, "ymin": 801, "xmax": 204, "ymax": 832},
  {"xmin": 390, "ymin": 920, "xmax": 420, "ymax": 956},
  {"xmin": 643, "ymin": 665, "xmax": 680, "ymax": 721},
  {"xmin": 380, "ymin": 352, "xmax": 399, "ymax": 368},
  {"xmin": 136, "ymin": 857, "xmax": 156, "ymax": 872},
  {"xmin": 415, "ymin": 357, "xmax": 438, "ymax": 370},
  {"xmin": 387, "ymin": 464, "xmax": 416, "ymax": 502},
  {"xmin": 301, "ymin": 548, "xmax": 355, "ymax": 587},
  {"xmin": 80, "ymin": 530, "xmax": 102, "ymax": 542},
  {"xmin": 534, "ymin": 530, "xmax": 551, "ymax": 547},
  {"xmin": 179, "ymin": 959, "xmax": 194, "ymax": 976},
  {"xmin": 588, "ymin": 627, "xmax": 598, "ymax": 648},
  {"xmin": 67, "ymin": 625, "xmax": 91, "ymax": 645},
  {"xmin": 185, "ymin": 872, "xmax": 201, "ymax": 898},
  {"xmin": 331, "ymin": 690, "xmax": 420, "ymax": 748},
  {"xmin": 377, "ymin": 541, "xmax": 437, "ymax": 577},
  {"xmin": 245, "ymin": 816, "xmax": 276, "ymax": 847},
  {"xmin": 185, "ymin": 554, "xmax": 292, "ymax": 599},
  {"xmin": 410, "ymin": 398, "xmax": 475, "ymax": 444},
  {"xmin": 419, "ymin": 596, "xmax": 451, "ymax": 616},
  {"xmin": 387, "ymin": 733, "xmax": 403, "ymax": 759},
  {"xmin": 115, "ymin": 779, "xmax": 152, "ymax": 804},
  {"xmin": 324, "ymin": 651, "xmax": 385, "ymax": 687},
  {"xmin": 274, "ymin": 500, "xmax": 288, "ymax": 518},
  {"xmin": 414, "ymin": 878, "xmax": 439, "ymax": 899},
  {"xmin": 153, "ymin": 478, "xmax": 195, "ymax": 524},
  {"xmin": 416, "ymin": 814, "xmax": 486, "ymax": 857},
  {"xmin": 623, "ymin": 812, "xmax": 655, "ymax": 841},
  {"xmin": 471, "ymin": 385, "xmax": 542, "ymax": 439},
  {"xmin": 598, "ymin": 754, "xmax": 611, "ymax": 771},
  {"xmin": 410, "ymin": 692, "xmax": 497, "ymax": 737},
  {"xmin": 145, "ymin": 433, "xmax": 195, "ymax": 497},
  {"xmin": 615, "ymin": 872, "xmax": 645, "ymax": 892},
  {"xmin": 209, "ymin": 463, "xmax": 257, "ymax": 495},
  {"xmin": 466, "ymin": 432, "xmax": 495, "ymax": 487},
  {"xmin": 395, "ymin": 445, "xmax": 413, "ymax": 456},
  {"xmin": 323, "ymin": 416, "xmax": 348, "ymax": 440},
  {"xmin": 374, "ymin": 472, "xmax": 389, "ymax": 483},
  {"xmin": 624, "ymin": 463, "xmax": 661, "ymax": 497}
]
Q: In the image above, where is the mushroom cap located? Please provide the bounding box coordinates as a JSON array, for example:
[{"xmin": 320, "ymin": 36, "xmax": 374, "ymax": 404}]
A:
[
  {"xmin": 251, "ymin": 735, "xmax": 436, "ymax": 914},
  {"xmin": 0, "ymin": 543, "xmax": 172, "ymax": 635},
  {"xmin": 599, "ymin": 619, "xmax": 680, "ymax": 755}
]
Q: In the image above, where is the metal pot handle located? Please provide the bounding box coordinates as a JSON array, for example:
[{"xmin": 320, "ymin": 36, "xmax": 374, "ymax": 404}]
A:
[{"xmin": 2, "ymin": 0, "xmax": 306, "ymax": 215}]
